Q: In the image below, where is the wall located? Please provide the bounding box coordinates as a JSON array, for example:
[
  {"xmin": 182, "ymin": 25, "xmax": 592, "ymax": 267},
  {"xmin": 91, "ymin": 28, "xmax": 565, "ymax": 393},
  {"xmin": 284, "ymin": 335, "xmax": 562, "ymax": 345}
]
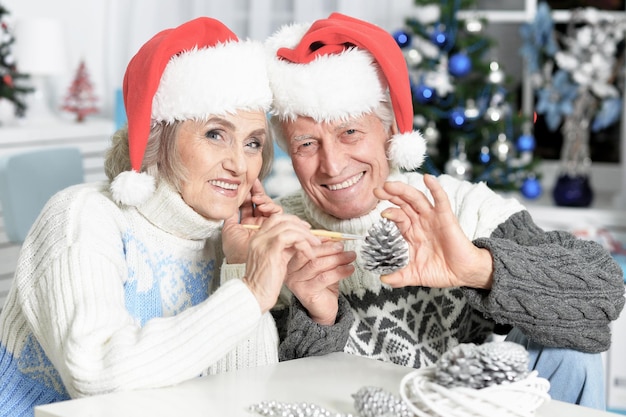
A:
[{"xmin": 3, "ymin": 0, "xmax": 112, "ymax": 118}]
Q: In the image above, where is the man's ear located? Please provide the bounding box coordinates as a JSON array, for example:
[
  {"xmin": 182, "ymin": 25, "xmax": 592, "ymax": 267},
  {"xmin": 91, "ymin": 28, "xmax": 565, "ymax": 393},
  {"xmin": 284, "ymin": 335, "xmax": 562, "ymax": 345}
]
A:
[{"xmin": 390, "ymin": 120, "xmax": 399, "ymax": 136}]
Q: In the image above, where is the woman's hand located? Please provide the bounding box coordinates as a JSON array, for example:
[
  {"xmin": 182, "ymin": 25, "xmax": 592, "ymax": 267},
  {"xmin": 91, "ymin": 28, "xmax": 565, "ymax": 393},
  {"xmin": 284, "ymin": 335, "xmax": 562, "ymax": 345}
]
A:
[
  {"xmin": 222, "ymin": 179, "xmax": 282, "ymax": 264},
  {"xmin": 285, "ymin": 241, "xmax": 356, "ymax": 325},
  {"xmin": 240, "ymin": 178, "xmax": 283, "ymax": 220},
  {"xmin": 241, "ymin": 214, "xmax": 321, "ymax": 313},
  {"xmin": 373, "ymin": 174, "xmax": 494, "ymax": 290}
]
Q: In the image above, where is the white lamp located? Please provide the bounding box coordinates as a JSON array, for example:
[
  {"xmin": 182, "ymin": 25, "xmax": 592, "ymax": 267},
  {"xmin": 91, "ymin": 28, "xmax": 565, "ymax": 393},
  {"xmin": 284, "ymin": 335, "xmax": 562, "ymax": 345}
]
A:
[{"xmin": 13, "ymin": 17, "xmax": 67, "ymax": 124}]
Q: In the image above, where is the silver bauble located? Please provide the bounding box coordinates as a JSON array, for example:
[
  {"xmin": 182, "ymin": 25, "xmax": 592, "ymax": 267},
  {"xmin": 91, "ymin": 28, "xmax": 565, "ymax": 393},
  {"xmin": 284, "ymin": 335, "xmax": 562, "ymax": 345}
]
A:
[{"xmin": 353, "ymin": 386, "xmax": 413, "ymax": 417}]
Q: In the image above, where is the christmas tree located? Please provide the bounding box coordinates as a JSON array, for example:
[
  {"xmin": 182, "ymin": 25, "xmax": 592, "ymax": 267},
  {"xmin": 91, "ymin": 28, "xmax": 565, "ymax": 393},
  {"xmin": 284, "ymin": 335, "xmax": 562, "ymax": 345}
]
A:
[
  {"xmin": 394, "ymin": 0, "xmax": 542, "ymax": 198},
  {"xmin": 0, "ymin": 4, "xmax": 33, "ymax": 118},
  {"xmin": 61, "ymin": 59, "xmax": 98, "ymax": 122}
]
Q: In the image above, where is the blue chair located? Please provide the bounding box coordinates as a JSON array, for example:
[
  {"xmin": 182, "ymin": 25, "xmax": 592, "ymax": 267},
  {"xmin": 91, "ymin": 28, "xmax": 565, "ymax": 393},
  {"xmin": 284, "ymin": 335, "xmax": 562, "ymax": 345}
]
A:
[{"xmin": 0, "ymin": 147, "xmax": 84, "ymax": 243}]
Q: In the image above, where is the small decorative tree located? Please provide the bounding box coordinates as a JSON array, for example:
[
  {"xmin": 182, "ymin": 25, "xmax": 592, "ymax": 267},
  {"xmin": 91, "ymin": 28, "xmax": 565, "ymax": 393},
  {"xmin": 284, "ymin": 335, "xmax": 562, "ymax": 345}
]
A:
[
  {"xmin": 0, "ymin": 4, "xmax": 33, "ymax": 119},
  {"xmin": 61, "ymin": 59, "xmax": 98, "ymax": 122}
]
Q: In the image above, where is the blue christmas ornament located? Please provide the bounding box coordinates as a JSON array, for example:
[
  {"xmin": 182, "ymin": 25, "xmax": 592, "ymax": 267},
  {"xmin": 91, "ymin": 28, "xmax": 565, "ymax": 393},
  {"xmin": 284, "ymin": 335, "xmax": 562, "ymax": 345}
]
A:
[
  {"xmin": 516, "ymin": 134, "xmax": 536, "ymax": 152},
  {"xmin": 449, "ymin": 107, "xmax": 466, "ymax": 127},
  {"xmin": 553, "ymin": 174, "xmax": 593, "ymax": 207},
  {"xmin": 392, "ymin": 29, "xmax": 412, "ymax": 48},
  {"xmin": 448, "ymin": 53, "xmax": 472, "ymax": 77},
  {"xmin": 413, "ymin": 84, "xmax": 435, "ymax": 104},
  {"xmin": 430, "ymin": 27, "xmax": 448, "ymax": 48},
  {"xmin": 479, "ymin": 146, "xmax": 491, "ymax": 164},
  {"xmin": 521, "ymin": 177, "xmax": 542, "ymax": 199}
]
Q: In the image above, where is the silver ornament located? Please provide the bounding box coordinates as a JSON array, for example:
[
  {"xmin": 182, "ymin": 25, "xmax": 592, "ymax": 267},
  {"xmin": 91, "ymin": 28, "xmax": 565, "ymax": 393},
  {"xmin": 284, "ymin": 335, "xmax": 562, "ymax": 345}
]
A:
[
  {"xmin": 487, "ymin": 61, "xmax": 505, "ymax": 84},
  {"xmin": 444, "ymin": 155, "xmax": 472, "ymax": 180},
  {"xmin": 403, "ymin": 48, "xmax": 422, "ymax": 67},
  {"xmin": 434, "ymin": 341, "xmax": 530, "ymax": 389},
  {"xmin": 465, "ymin": 16, "xmax": 483, "ymax": 34},
  {"xmin": 361, "ymin": 218, "xmax": 409, "ymax": 275},
  {"xmin": 463, "ymin": 99, "xmax": 480, "ymax": 120},
  {"xmin": 352, "ymin": 386, "xmax": 412, "ymax": 417},
  {"xmin": 491, "ymin": 133, "xmax": 514, "ymax": 162},
  {"xmin": 248, "ymin": 400, "xmax": 351, "ymax": 417}
]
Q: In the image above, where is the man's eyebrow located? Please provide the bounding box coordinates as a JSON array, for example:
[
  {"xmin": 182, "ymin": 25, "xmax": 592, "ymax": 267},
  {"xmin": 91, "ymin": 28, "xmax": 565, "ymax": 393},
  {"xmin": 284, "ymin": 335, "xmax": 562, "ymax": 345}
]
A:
[
  {"xmin": 292, "ymin": 134, "xmax": 316, "ymax": 142},
  {"xmin": 333, "ymin": 119, "xmax": 362, "ymax": 132}
]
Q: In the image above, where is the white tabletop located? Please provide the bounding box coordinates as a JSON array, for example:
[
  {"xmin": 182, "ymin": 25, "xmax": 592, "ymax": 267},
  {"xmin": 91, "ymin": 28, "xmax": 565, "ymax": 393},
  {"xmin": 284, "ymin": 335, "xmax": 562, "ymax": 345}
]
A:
[{"xmin": 35, "ymin": 352, "xmax": 620, "ymax": 417}]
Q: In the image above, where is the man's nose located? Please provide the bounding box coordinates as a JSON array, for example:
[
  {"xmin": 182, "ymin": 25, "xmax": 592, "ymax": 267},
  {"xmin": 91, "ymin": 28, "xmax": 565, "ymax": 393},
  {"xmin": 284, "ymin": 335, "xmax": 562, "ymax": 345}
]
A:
[{"xmin": 318, "ymin": 141, "xmax": 346, "ymax": 176}]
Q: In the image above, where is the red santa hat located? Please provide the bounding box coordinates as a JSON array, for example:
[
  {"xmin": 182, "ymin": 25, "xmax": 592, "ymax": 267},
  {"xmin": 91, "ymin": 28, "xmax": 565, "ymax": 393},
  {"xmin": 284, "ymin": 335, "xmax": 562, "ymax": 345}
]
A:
[
  {"xmin": 111, "ymin": 17, "xmax": 272, "ymax": 206},
  {"xmin": 266, "ymin": 13, "xmax": 425, "ymax": 171}
]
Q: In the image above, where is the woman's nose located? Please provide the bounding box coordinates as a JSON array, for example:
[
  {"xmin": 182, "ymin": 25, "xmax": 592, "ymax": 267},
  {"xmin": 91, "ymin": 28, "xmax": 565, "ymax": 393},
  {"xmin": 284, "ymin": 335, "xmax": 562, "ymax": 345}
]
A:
[{"xmin": 223, "ymin": 146, "xmax": 246, "ymax": 174}]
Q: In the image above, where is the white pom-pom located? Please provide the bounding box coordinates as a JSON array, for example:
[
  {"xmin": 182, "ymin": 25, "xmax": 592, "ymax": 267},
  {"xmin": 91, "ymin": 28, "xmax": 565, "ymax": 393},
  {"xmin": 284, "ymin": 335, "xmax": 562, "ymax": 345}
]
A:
[
  {"xmin": 111, "ymin": 170, "xmax": 156, "ymax": 206},
  {"xmin": 387, "ymin": 131, "xmax": 427, "ymax": 171}
]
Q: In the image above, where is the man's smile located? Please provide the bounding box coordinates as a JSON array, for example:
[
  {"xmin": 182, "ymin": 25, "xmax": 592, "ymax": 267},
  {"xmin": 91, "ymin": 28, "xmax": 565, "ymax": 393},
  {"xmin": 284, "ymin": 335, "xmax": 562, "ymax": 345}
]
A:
[{"xmin": 324, "ymin": 172, "xmax": 364, "ymax": 191}]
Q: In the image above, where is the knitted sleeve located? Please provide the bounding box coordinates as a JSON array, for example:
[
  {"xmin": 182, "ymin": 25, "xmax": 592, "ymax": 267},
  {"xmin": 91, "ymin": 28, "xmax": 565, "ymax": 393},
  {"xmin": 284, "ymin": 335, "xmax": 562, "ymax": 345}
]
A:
[
  {"xmin": 224, "ymin": 261, "xmax": 354, "ymax": 360},
  {"xmin": 16, "ymin": 188, "xmax": 273, "ymax": 398},
  {"xmin": 463, "ymin": 210, "xmax": 625, "ymax": 353},
  {"xmin": 275, "ymin": 295, "xmax": 354, "ymax": 361}
]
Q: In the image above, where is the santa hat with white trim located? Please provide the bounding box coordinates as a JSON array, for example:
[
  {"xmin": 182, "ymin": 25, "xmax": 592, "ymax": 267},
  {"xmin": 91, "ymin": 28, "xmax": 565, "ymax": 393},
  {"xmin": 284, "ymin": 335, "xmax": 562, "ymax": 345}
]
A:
[
  {"xmin": 111, "ymin": 17, "xmax": 272, "ymax": 206},
  {"xmin": 266, "ymin": 13, "xmax": 426, "ymax": 171}
]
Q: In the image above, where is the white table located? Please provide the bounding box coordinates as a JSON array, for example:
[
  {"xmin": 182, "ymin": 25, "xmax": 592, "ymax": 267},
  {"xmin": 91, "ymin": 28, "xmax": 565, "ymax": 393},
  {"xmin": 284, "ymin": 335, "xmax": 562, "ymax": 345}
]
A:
[{"xmin": 35, "ymin": 352, "xmax": 620, "ymax": 417}]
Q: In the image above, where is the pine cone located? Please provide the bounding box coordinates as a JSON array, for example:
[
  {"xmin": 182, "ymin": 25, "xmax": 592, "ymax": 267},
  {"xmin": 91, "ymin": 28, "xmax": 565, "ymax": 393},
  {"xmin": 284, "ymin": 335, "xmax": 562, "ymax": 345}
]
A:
[
  {"xmin": 434, "ymin": 341, "xmax": 530, "ymax": 389},
  {"xmin": 361, "ymin": 218, "xmax": 409, "ymax": 275},
  {"xmin": 352, "ymin": 386, "xmax": 413, "ymax": 417}
]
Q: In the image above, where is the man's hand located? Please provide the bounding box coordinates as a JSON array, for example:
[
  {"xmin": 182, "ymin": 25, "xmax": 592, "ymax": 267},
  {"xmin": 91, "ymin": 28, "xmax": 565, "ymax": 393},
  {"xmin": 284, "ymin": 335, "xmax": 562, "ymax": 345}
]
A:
[
  {"xmin": 373, "ymin": 174, "xmax": 494, "ymax": 290},
  {"xmin": 285, "ymin": 241, "xmax": 356, "ymax": 325}
]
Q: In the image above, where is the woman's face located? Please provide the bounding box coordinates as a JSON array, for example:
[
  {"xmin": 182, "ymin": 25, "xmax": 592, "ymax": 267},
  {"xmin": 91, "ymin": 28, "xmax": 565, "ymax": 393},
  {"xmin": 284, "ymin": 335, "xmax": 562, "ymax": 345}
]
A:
[{"xmin": 177, "ymin": 110, "xmax": 267, "ymax": 221}]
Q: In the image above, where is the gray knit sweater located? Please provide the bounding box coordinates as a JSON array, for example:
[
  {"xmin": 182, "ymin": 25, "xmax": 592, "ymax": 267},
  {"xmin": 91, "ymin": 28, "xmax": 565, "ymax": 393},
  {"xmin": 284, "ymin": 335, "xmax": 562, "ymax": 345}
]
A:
[{"xmin": 277, "ymin": 170, "xmax": 625, "ymax": 368}]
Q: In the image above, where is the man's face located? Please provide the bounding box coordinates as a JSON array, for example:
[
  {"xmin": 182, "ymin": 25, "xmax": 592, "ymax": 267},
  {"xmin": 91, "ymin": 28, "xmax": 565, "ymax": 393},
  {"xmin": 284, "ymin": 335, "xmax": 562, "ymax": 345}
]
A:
[{"xmin": 282, "ymin": 113, "xmax": 391, "ymax": 219}]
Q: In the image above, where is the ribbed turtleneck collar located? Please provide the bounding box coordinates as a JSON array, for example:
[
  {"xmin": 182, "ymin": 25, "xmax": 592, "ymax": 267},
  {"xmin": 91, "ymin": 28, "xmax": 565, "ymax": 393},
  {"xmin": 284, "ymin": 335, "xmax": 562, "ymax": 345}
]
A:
[
  {"xmin": 301, "ymin": 170, "xmax": 409, "ymax": 235},
  {"xmin": 136, "ymin": 180, "xmax": 222, "ymax": 240}
]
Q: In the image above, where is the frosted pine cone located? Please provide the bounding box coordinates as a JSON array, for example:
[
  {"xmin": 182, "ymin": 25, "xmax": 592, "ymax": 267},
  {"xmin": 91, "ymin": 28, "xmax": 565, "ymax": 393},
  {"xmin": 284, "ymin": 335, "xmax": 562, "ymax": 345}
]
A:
[
  {"xmin": 361, "ymin": 218, "xmax": 409, "ymax": 275},
  {"xmin": 352, "ymin": 386, "xmax": 412, "ymax": 417},
  {"xmin": 434, "ymin": 341, "xmax": 530, "ymax": 389}
]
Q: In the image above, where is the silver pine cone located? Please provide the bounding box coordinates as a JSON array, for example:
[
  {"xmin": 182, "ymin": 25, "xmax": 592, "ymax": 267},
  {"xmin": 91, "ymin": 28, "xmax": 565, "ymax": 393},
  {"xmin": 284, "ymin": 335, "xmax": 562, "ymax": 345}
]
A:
[
  {"xmin": 361, "ymin": 218, "xmax": 409, "ymax": 275},
  {"xmin": 352, "ymin": 386, "xmax": 413, "ymax": 417},
  {"xmin": 434, "ymin": 341, "xmax": 530, "ymax": 389}
]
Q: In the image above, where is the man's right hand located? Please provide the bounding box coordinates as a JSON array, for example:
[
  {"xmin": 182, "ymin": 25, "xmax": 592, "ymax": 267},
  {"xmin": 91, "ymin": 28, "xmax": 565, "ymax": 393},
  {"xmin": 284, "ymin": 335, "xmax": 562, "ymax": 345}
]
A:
[{"xmin": 285, "ymin": 241, "xmax": 356, "ymax": 325}]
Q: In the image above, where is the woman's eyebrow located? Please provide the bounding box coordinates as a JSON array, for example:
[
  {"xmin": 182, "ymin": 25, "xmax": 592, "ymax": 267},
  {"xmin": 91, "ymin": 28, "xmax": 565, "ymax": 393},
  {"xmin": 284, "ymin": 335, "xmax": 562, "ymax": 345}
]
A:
[
  {"xmin": 204, "ymin": 116, "xmax": 235, "ymax": 130},
  {"xmin": 248, "ymin": 128, "xmax": 268, "ymax": 139}
]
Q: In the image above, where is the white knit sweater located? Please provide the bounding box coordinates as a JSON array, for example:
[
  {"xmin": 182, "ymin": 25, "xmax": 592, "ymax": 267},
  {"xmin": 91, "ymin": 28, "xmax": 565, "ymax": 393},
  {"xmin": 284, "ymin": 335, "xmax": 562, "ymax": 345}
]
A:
[{"xmin": 0, "ymin": 180, "xmax": 278, "ymax": 416}]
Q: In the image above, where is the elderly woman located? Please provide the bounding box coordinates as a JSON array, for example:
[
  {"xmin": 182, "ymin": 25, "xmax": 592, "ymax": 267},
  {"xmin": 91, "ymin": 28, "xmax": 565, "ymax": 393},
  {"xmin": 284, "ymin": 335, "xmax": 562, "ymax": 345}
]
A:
[{"xmin": 0, "ymin": 17, "xmax": 352, "ymax": 416}]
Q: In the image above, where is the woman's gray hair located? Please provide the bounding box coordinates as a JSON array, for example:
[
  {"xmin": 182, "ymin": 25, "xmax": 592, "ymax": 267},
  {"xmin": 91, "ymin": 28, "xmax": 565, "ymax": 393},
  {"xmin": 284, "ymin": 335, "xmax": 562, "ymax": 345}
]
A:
[{"xmin": 105, "ymin": 119, "xmax": 274, "ymax": 192}]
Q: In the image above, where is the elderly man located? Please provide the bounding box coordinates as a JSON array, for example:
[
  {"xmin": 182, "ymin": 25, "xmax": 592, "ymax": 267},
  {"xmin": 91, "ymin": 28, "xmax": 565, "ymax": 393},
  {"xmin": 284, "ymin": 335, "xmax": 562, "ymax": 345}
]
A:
[{"xmin": 265, "ymin": 13, "xmax": 625, "ymax": 410}]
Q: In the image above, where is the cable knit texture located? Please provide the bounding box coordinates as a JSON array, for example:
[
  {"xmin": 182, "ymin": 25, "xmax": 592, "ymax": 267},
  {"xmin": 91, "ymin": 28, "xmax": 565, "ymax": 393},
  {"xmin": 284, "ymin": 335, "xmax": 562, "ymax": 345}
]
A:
[
  {"xmin": 466, "ymin": 210, "xmax": 625, "ymax": 352},
  {"xmin": 277, "ymin": 169, "xmax": 625, "ymax": 368},
  {"xmin": 0, "ymin": 180, "xmax": 277, "ymax": 416},
  {"xmin": 275, "ymin": 295, "xmax": 354, "ymax": 361}
]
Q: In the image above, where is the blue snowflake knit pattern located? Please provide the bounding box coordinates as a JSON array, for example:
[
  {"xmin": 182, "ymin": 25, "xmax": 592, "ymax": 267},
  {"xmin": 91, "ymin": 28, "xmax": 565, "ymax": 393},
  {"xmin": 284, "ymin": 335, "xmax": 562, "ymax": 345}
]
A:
[{"xmin": 122, "ymin": 233, "xmax": 215, "ymax": 325}]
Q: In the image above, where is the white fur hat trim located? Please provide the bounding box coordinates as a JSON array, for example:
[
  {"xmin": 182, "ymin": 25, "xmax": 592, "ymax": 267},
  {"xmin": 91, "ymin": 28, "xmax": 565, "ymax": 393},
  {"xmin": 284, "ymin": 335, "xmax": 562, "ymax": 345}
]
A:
[
  {"xmin": 267, "ymin": 24, "xmax": 384, "ymax": 123},
  {"xmin": 111, "ymin": 170, "xmax": 156, "ymax": 206},
  {"xmin": 387, "ymin": 131, "xmax": 427, "ymax": 171},
  {"xmin": 152, "ymin": 41, "xmax": 272, "ymax": 121}
]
